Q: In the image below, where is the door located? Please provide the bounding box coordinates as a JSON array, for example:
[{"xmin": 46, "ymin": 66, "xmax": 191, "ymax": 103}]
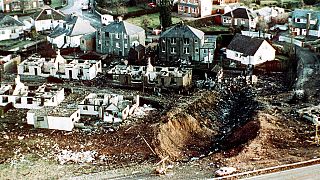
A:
[
  {"xmin": 34, "ymin": 68, "xmax": 38, "ymax": 76},
  {"xmin": 69, "ymin": 70, "xmax": 72, "ymax": 80}
]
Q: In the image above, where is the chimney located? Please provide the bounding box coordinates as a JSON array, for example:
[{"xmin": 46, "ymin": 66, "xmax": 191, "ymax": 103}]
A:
[
  {"xmin": 306, "ymin": 13, "xmax": 311, "ymax": 37},
  {"xmin": 117, "ymin": 16, "xmax": 123, "ymax": 22}
]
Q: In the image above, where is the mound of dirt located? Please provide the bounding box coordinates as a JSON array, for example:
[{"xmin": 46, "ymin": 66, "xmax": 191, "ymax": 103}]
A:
[{"xmin": 154, "ymin": 91, "xmax": 222, "ymax": 160}]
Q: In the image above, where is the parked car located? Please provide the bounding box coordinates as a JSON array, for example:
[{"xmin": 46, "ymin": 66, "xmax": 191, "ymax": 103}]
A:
[
  {"xmin": 148, "ymin": 2, "xmax": 156, "ymax": 8},
  {"xmin": 215, "ymin": 167, "xmax": 237, "ymax": 177}
]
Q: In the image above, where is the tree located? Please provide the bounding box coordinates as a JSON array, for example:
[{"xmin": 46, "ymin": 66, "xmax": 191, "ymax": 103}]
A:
[
  {"xmin": 142, "ymin": 18, "xmax": 150, "ymax": 38},
  {"xmin": 159, "ymin": 0, "xmax": 172, "ymax": 30}
]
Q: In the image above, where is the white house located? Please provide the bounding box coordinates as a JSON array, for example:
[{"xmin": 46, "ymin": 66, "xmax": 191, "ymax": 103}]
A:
[
  {"xmin": 27, "ymin": 107, "xmax": 80, "ymax": 131},
  {"xmin": 78, "ymin": 93, "xmax": 140, "ymax": 123},
  {"xmin": 48, "ymin": 14, "xmax": 96, "ymax": 48},
  {"xmin": 0, "ymin": 15, "xmax": 25, "ymax": 41},
  {"xmin": 289, "ymin": 9, "xmax": 320, "ymax": 37},
  {"xmin": 17, "ymin": 51, "xmax": 102, "ymax": 80},
  {"xmin": 254, "ymin": 7, "xmax": 285, "ymax": 23},
  {"xmin": 0, "ymin": 76, "xmax": 65, "ymax": 109},
  {"xmin": 33, "ymin": 7, "xmax": 65, "ymax": 32},
  {"xmin": 226, "ymin": 34, "xmax": 275, "ymax": 65}
]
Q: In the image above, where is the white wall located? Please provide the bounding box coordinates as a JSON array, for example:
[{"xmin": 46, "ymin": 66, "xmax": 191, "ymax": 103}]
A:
[
  {"xmin": 27, "ymin": 109, "xmax": 80, "ymax": 131},
  {"xmin": 48, "ymin": 35, "xmax": 65, "ymax": 48},
  {"xmin": 35, "ymin": 20, "xmax": 63, "ymax": 31},
  {"xmin": 226, "ymin": 40, "xmax": 275, "ymax": 65},
  {"xmin": 0, "ymin": 27, "xmax": 24, "ymax": 41},
  {"xmin": 200, "ymin": 0, "xmax": 212, "ymax": 17}
]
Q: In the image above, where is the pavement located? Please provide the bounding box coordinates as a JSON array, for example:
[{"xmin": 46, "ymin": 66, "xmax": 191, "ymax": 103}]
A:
[{"xmin": 244, "ymin": 164, "xmax": 320, "ymax": 180}]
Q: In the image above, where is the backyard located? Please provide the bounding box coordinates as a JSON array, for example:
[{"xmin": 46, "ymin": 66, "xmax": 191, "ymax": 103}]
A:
[{"xmin": 126, "ymin": 13, "xmax": 183, "ymax": 29}]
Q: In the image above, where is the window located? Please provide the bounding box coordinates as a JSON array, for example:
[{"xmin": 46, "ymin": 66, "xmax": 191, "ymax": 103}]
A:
[
  {"xmin": 171, "ymin": 38, "xmax": 176, "ymax": 44},
  {"xmin": 83, "ymin": 106, "xmax": 88, "ymax": 110},
  {"xmin": 170, "ymin": 47, "xmax": 176, "ymax": 54},
  {"xmin": 77, "ymin": 113, "xmax": 79, "ymax": 117},
  {"xmin": 27, "ymin": 98, "xmax": 33, "ymax": 104},
  {"xmin": 184, "ymin": 38, "xmax": 189, "ymax": 45},
  {"xmin": 125, "ymin": 44, "xmax": 128, "ymax": 48},
  {"xmin": 194, "ymin": 39, "xmax": 198, "ymax": 43},
  {"xmin": 124, "ymin": 34, "xmax": 127, "ymax": 39},
  {"xmin": 203, "ymin": 49, "xmax": 207, "ymax": 53},
  {"xmin": 161, "ymin": 45, "xmax": 165, "ymax": 52},
  {"xmin": 195, "ymin": 48, "xmax": 199, "ymax": 53},
  {"xmin": 37, "ymin": 117, "xmax": 44, "ymax": 121},
  {"xmin": 52, "ymin": 97, "xmax": 54, "ymax": 102},
  {"xmin": 82, "ymin": 40, "xmax": 85, "ymax": 44},
  {"xmin": 235, "ymin": 53, "xmax": 239, "ymax": 57},
  {"xmin": 116, "ymin": 42, "xmax": 119, "ymax": 48},
  {"xmin": 241, "ymin": 20, "xmax": 245, "ymax": 25},
  {"xmin": 105, "ymin": 32, "xmax": 109, "ymax": 37},
  {"xmin": 16, "ymin": 97, "xmax": 21, "ymax": 104},
  {"xmin": 2, "ymin": 96, "xmax": 8, "ymax": 103},
  {"xmin": 296, "ymin": 18, "xmax": 300, "ymax": 22},
  {"xmin": 183, "ymin": 47, "xmax": 189, "ymax": 54},
  {"xmin": 115, "ymin": 33, "xmax": 119, "ymax": 39}
]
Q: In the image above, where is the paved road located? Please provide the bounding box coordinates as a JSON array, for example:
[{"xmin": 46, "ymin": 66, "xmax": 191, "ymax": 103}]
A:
[
  {"xmin": 244, "ymin": 164, "xmax": 320, "ymax": 180},
  {"xmin": 61, "ymin": 0, "xmax": 102, "ymax": 28}
]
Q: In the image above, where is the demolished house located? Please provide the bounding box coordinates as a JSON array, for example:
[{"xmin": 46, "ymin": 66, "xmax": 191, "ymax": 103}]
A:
[
  {"xmin": 78, "ymin": 93, "xmax": 140, "ymax": 123},
  {"xmin": 17, "ymin": 51, "xmax": 102, "ymax": 80},
  {"xmin": 107, "ymin": 59, "xmax": 192, "ymax": 89},
  {"xmin": 0, "ymin": 54, "xmax": 21, "ymax": 73},
  {"xmin": 0, "ymin": 76, "xmax": 64, "ymax": 111},
  {"xmin": 27, "ymin": 106, "xmax": 80, "ymax": 131}
]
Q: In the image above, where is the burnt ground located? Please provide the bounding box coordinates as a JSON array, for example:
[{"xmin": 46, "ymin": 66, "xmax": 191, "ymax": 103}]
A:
[{"xmin": 0, "ymin": 72, "xmax": 320, "ymax": 179}]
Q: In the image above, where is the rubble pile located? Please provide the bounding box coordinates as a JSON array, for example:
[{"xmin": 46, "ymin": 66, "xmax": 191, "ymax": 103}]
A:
[{"xmin": 57, "ymin": 150, "xmax": 98, "ymax": 164}]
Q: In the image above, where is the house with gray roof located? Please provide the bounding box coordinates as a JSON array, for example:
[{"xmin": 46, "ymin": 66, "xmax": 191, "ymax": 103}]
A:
[
  {"xmin": 221, "ymin": 7, "xmax": 258, "ymax": 29},
  {"xmin": 47, "ymin": 14, "xmax": 96, "ymax": 48},
  {"xmin": 96, "ymin": 20, "xmax": 145, "ymax": 56},
  {"xmin": 226, "ymin": 34, "xmax": 275, "ymax": 65},
  {"xmin": 33, "ymin": 6, "xmax": 65, "ymax": 32},
  {"xmin": 289, "ymin": 9, "xmax": 320, "ymax": 37},
  {"xmin": 0, "ymin": 0, "xmax": 44, "ymax": 13},
  {"xmin": 0, "ymin": 15, "xmax": 25, "ymax": 41},
  {"xmin": 159, "ymin": 23, "xmax": 216, "ymax": 64}
]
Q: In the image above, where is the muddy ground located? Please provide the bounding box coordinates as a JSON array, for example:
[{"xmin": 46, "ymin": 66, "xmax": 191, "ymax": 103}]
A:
[{"xmin": 0, "ymin": 71, "xmax": 320, "ymax": 179}]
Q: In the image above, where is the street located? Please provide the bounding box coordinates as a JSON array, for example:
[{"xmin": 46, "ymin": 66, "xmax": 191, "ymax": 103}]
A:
[
  {"xmin": 61, "ymin": 0, "xmax": 102, "ymax": 28},
  {"xmin": 244, "ymin": 164, "xmax": 320, "ymax": 180}
]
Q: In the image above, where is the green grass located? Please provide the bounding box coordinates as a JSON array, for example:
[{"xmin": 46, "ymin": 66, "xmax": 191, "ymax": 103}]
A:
[
  {"xmin": 0, "ymin": 35, "xmax": 45, "ymax": 51},
  {"xmin": 198, "ymin": 26, "xmax": 229, "ymax": 32},
  {"xmin": 126, "ymin": 13, "xmax": 183, "ymax": 29},
  {"xmin": 50, "ymin": 0, "xmax": 65, "ymax": 8}
]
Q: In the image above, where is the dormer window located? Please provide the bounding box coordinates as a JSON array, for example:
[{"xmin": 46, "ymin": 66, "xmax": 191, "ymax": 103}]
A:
[{"xmin": 296, "ymin": 18, "xmax": 300, "ymax": 22}]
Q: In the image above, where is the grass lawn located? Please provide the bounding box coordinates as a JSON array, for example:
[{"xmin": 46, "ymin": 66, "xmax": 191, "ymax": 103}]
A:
[
  {"xmin": 50, "ymin": 0, "xmax": 65, "ymax": 8},
  {"xmin": 0, "ymin": 35, "xmax": 46, "ymax": 51},
  {"xmin": 126, "ymin": 13, "xmax": 182, "ymax": 29},
  {"xmin": 198, "ymin": 26, "xmax": 229, "ymax": 32}
]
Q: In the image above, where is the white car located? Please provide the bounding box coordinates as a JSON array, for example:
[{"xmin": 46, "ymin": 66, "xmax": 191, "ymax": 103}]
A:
[{"xmin": 215, "ymin": 167, "xmax": 237, "ymax": 177}]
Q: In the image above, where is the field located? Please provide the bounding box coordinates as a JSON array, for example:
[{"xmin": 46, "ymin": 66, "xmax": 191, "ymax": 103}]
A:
[{"xmin": 126, "ymin": 13, "xmax": 183, "ymax": 29}]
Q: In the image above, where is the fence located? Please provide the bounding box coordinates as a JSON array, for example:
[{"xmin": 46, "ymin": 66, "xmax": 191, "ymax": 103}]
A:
[
  {"xmin": 241, "ymin": 31, "xmax": 273, "ymax": 39},
  {"xmin": 279, "ymin": 36, "xmax": 304, "ymax": 47}
]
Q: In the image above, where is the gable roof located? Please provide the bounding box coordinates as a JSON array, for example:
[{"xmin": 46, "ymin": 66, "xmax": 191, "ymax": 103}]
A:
[
  {"xmin": 100, "ymin": 21, "xmax": 144, "ymax": 35},
  {"xmin": 49, "ymin": 15, "xmax": 96, "ymax": 38},
  {"xmin": 160, "ymin": 24, "xmax": 204, "ymax": 39},
  {"xmin": 223, "ymin": 7, "xmax": 256, "ymax": 19},
  {"xmin": 0, "ymin": 15, "xmax": 24, "ymax": 28},
  {"xmin": 227, "ymin": 34, "xmax": 265, "ymax": 56},
  {"xmin": 33, "ymin": 7, "xmax": 65, "ymax": 21},
  {"xmin": 291, "ymin": 9, "xmax": 320, "ymax": 30}
]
